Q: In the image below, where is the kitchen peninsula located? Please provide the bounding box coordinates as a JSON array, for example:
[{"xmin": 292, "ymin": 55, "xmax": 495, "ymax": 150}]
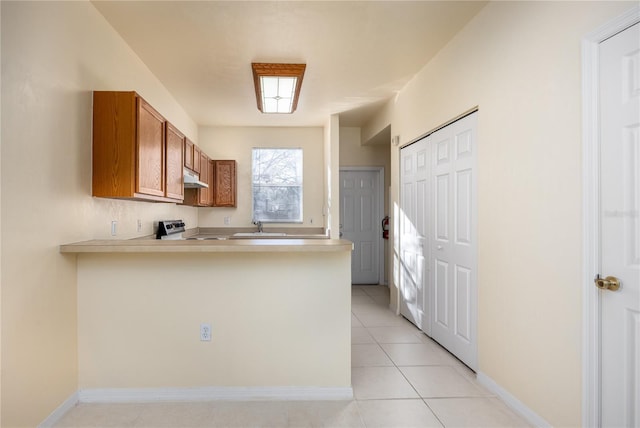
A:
[{"xmin": 61, "ymin": 237, "xmax": 353, "ymax": 401}]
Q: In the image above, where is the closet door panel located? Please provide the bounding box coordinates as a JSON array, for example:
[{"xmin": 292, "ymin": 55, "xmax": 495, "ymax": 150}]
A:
[
  {"xmin": 399, "ymin": 142, "xmax": 428, "ymax": 330},
  {"xmin": 430, "ymin": 113, "xmax": 478, "ymax": 370}
]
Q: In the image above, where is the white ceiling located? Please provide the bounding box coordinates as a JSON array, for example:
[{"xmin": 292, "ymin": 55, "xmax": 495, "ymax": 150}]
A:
[{"xmin": 92, "ymin": 1, "xmax": 487, "ymax": 127}]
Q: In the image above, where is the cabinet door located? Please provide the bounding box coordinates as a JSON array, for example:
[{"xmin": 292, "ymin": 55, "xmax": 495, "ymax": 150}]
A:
[
  {"xmin": 184, "ymin": 139, "xmax": 194, "ymax": 170},
  {"xmin": 193, "ymin": 146, "xmax": 201, "ymax": 174},
  {"xmin": 197, "ymin": 152, "xmax": 209, "ymax": 206},
  {"xmin": 165, "ymin": 123, "xmax": 184, "ymax": 201},
  {"xmin": 208, "ymin": 160, "xmax": 215, "ymax": 206},
  {"xmin": 136, "ymin": 98, "xmax": 165, "ymax": 197},
  {"xmin": 213, "ymin": 160, "xmax": 237, "ymax": 207}
]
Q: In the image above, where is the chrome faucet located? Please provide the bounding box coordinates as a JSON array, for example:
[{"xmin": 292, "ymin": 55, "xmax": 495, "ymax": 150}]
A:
[{"xmin": 253, "ymin": 219, "xmax": 263, "ymax": 233}]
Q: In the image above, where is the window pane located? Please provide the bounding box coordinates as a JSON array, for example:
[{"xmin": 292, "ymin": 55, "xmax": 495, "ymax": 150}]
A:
[
  {"xmin": 253, "ymin": 185, "xmax": 302, "ymax": 222},
  {"xmin": 252, "ymin": 148, "xmax": 303, "ymax": 222},
  {"xmin": 253, "ymin": 148, "xmax": 302, "ymax": 185}
]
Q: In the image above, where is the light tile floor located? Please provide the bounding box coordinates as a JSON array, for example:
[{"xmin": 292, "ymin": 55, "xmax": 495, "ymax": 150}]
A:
[{"xmin": 55, "ymin": 285, "xmax": 530, "ymax": 428}]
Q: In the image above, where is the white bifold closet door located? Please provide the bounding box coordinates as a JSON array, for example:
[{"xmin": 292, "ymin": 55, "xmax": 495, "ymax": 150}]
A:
[
  {"xmin": 399, "ymin": 142, "xmax": 429, "ymax": 330},
  {"xmin": 430, "ymin": 113, "xmax": 478, "ymax": 370},
  {"xmin": 399, "ymin": 112, "xmax": 478, "ymax": 370}
]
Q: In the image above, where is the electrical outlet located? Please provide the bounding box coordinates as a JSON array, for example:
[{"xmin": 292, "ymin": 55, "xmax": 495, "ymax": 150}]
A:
[
  {"xmin": 200, "ymin": 323, "xmax": 211, "ymax": 341},
  {"xmin": 137, "ymin": 219, "xmax": 142, "ymax": 232},
  {"xmin": 224, "ymin": 216, "xmax": 231, "ymax": 225},
  {"xmin": 111, "ymin": 221, "xmax": 117, "ymax": 236}
]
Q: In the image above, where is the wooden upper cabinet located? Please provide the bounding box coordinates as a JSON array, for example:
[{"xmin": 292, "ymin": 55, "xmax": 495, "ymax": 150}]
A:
[
  {"xmin": 184, "ymin": 138, "xmax": 194, "ymax": 171},
  {"xmin": 213, "ymin": 160, "xmax": 237, "ymax": 207},
  {"xmin": 183, "ymin": 152, "xmax": 212, "ymax": 207},
  {"xmin": 193, "ymin": 146, "xmax": 201, "ymax": 174},
  {"xmin": 183, "ymin": 157, "xmax": 237, "ymax": 208},
  {"xmin": 165, "ymin": 122, "xmax": 185, "ymax": 201},
  {"xmin": 197, "ymin": 152, "xmax": 210, "ymax": 206},
  {"xmin": 92, "ymin": 91, "xmax": 183, "ymax": 203},
  {"xmin": 208, "ymin": 159, "xmax": 215, "ymax": 207},
  {"xmin": 135, "ymin": 98, "xmax": 165, "ymax": 197},
  {"xmin": 92, "ymin": 91, "xmax": 136, "ymax": 198}
]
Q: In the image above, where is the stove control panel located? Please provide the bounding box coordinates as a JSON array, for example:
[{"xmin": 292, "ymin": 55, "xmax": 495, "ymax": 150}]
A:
[{"xmin": 156, "ymin": 220, "xmax": 186, "ymax": 239}]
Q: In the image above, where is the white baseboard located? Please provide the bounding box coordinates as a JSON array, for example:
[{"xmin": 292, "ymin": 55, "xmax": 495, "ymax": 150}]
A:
[
  {"xmin": 38, "ymin": 391, "xmax": 79, "ymax": 428},
  {"xmin": 79, "ymin": 386, "xmax": 354, "ymax": 403},
  {"xmin": 476, "ymin": 372, "xmax": 552, "ymax": 428}
]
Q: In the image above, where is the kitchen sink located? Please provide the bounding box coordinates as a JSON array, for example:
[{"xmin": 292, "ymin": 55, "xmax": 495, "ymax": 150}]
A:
[{"xmin": 232, "ymin": 232, "xmax": 287, "ymax": 237}]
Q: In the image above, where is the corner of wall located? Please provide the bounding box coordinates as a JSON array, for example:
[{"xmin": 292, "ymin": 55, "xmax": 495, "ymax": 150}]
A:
[
  {"xmin": 388, "ymin": 125, "xmax": 401, "ymax": 314},
  {"xmin": 361, "ymin": 98, "xmax": 394, "ymax": 144},
  {"xmin": 324, "ymin": 115, "xmax": 340, "ymax": 238}
]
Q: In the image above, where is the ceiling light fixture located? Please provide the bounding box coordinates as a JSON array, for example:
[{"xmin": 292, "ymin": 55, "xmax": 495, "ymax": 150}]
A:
[{"xmin": 252, "ymin": 63, "xmax": 306, "ymax": 114}]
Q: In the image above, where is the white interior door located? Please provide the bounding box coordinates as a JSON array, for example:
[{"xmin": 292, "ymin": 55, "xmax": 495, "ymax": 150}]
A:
[
  {"xmin": 399, "ymin": 142, "xmax": 429, "ymax": 331},
  {"xmin": 430, "ymin": 113, "xmax": 478, "ymax": 370},
  {"xmin": 340, "ymin": 169, "xmax": 380, "ymax": 284},
  {"xmin": 599, "ymin": 22, "xmax": 640, "ymax": 428}
]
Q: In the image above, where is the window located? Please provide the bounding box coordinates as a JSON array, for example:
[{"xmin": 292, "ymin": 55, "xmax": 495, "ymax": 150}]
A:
[{"xmin": 252, "ymin": 148, "xmax": 303, "ymax": 222}]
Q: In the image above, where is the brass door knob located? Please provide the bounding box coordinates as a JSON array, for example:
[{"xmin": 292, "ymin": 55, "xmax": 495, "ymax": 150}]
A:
[{"xmin": 594, "ymin": 275, "xmax": 620, "ymax": 291}]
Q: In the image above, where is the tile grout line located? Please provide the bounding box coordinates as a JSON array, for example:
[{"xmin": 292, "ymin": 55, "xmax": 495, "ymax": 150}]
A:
[
  {"xmin": 355, "ymin": 293, "xmax": 449, "ymax": 425},
  {"xmin": 371, "ymin": 314, "xmax": 449, "ymax": 427},
  {"xmin": 421, "ymin": 397, "xmax": 447, "ymax": 428},
  {"xmin": 356, "ymin": 290, "xmax": 496, "ymax": 397},
  {"xmin": 353, "ymin": 287, "xmax": 491, "ymax": 427},
  {"xmin": 352, "ymin": 400, "xmax": 369, "ymax": 428},
  {"xmin": 353, "ymin": 286, "xmax": 389, "ymax": 428},
  {"xmin": 353, "ymin": 287, "xmax": 516, "ymax": 427}
]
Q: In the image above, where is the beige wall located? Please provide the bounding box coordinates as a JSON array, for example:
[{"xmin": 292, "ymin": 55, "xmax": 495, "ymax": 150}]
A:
[
  {"xmin": 77, "ymin": 252, "xmax": 351, "ymax": 389},
  {"xmin": 361, "ymin": 101, "xmax": 394, "ymax": 145},
  {"xmin": 388, "ymin": 2, "xmax": 636, "ymax": 426},
  {"xmin": 197, "ymin": 127, "xmax": 324, "ymax": 228},
  {"xmin": 1, "ymin": 2, "xmax": 198, "ymax": 426}
]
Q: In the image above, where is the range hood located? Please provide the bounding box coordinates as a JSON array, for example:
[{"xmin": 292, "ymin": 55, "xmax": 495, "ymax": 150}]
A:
[{"xmin": 183, "ymin": 168, "xmax": 208, "ymax": 189}]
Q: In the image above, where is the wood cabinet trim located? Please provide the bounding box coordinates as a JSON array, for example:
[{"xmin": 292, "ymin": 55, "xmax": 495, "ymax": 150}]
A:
[
  {"xmin": 197, "ymin": 152, "xmax": 210, "ymax": 206},
  {"xmin": 184, "ymin": 139, "xmax": 194, "ymax": 170},
  {"xmin": 193, "ymin": 146, "xmax": 201, "ymax": 174}
]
